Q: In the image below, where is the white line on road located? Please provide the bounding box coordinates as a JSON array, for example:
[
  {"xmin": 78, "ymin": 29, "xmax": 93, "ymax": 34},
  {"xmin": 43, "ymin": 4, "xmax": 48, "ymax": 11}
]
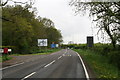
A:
[
  {"xmin": 0, "ymin": 62, "xmax": 24, "ymax": 70},
  {"xmin": 58, "ymin": 56, "xmax": 62, "ymax": 59},
  {"xmin": 21, "ymin": 72, "xmax": 36, "ymax": 80},
  {"xmin": 44, "ymin": 60, "xmax": 56, "ymax": 68},
  {"xmin": 62, "ymin": 54, "xmax": 65, "ymax": 56},
  {"xmin": 76, "ymin": 52, "xmax": 90, "ymax": 80}
]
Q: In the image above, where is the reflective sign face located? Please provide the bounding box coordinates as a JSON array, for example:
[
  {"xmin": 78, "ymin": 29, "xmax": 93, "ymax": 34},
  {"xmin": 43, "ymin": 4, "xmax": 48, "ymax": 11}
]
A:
[
  {"xmin": 56, "ymin": 44, "xmax": 59, "ymax": 47},
  {"xmin": 87, "ymin": 36, "xmax": 94, "ymax": 47},
  {"xmin": 38, "ymin": 39, "xmax": 48, "ymax": 46},
  {"xmin": 51, "ymin": 44, "xmax": 56, "ymax": 48}
]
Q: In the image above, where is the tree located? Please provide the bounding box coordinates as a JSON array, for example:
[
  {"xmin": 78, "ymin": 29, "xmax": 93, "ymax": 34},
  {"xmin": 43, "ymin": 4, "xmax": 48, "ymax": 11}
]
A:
[
  {"xmin": 0, "ymin": 0, "xmax": 35, "ymax": 6},
  {"xmin": 2, "ymin": 5, "xmax": 63, "ymax": 54},
  {"xmin": 0, "ymin": 0, "xmax": 35, "ymax": 23},
  {"xmin": 2, "ymin": 5, "xmax": 34, "ymax": 53},
  {"xmin": 46, "ymin": 27, "xmax": 62, "ymax": 46},
  {"xmin": 70, "ymin": 1, "xmax": 120, "ymax": 48}
]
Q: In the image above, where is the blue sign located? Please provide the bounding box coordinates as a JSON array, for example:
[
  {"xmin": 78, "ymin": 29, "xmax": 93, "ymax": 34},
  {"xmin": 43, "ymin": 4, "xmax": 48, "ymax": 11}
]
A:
[{"xmin": 51, "ymin": 44, "xmax": 56, "ymax": 48}]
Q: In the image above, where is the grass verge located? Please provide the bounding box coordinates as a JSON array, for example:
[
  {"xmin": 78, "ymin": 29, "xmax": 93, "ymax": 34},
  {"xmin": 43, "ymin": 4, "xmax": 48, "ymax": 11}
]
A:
[
  {"xmin": 74, "ymin": 49, "xmax": 120, "ymax": 78},
  {"xmin": 1, "ymin": 49, "xmax": 61, "ymax": 62},
  {"xmin": 11, "ymin": 49, "xmax": 61, "ymax": 56},
  {"xmin": 0, "ymin": 55, "xmax": 12, "ymax": 62},
  {"xmin": 30, "ymin": 49, "xmax": 61, "ymax": 55}
]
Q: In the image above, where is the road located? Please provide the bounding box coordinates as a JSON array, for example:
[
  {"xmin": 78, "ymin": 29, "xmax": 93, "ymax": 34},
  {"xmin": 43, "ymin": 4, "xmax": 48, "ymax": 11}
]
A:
[{"xmin": 2, "ymin": 49, "xmax": 88, "ymax": 79}]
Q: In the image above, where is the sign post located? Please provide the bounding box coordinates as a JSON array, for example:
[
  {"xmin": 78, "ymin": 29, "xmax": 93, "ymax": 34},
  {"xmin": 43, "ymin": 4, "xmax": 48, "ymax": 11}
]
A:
[
  {"xmin": 3, "ymin": 48, "xmax": 8, "ymax": 60},
  {"xmin": 38, "ymin": 39, "xmax": 48, "ymax": 52}
]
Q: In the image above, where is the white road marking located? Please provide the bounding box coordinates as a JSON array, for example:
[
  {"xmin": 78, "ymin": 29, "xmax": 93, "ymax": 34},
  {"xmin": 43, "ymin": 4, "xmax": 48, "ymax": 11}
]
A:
[
  {"xmin": 58, "ymin": 56, "xmax": 62, "ymax": 59},
  {"xmin": 76, "ymin": 52, "xmax": 90, "ymax": 80},
  {"xmin": 21, "ymin": 72, "xmax": 36, "ymax": 80},
  {"xmin": 0, "ymin": 62, "xmax": 24, "ymax": 70},
  {"xmin": 44, "ymin": 60, "xmax": 56, "ymax": 68}
]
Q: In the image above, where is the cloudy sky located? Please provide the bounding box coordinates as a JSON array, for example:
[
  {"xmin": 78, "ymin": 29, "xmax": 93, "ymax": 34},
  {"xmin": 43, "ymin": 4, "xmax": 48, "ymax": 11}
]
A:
[
  {"xmin": 32, "ymin": 0, "xmax": 102, "ymax": 44},
  {"xmin": 8, "ymin": 0, "xmax": 107, "ymax": 44}
]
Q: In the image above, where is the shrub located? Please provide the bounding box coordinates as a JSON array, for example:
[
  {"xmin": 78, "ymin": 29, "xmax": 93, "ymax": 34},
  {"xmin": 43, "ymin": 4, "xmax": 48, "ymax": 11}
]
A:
[{"xmin": 108, "ymin": 51, "xmax": 120, "ymax": 69}]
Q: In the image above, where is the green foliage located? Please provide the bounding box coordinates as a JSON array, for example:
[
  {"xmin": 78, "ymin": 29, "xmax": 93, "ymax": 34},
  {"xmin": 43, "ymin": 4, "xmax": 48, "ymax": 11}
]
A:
[
  {"xmin": 61, "ymin": 44, "xmax": 87, "ymax": 49},
  {"xmin": 108, "ymin": 51, "xmax": 120, "ymax": 68},
  {"xmin": 92, "ymin": 43, "xmax": 113, "ymax": 56},
  {"xmin": 2, "ymin": 54, "xmax": 12, "ymax": 62},
  {"xmin": 74, "ymin": 49, "xmax": 120, "ymax": 78},
  {"xmin": 11, "ymin": 49, "xmax": 61, "ymax": 56},
  {"xmin": 63, "ymin": 43, "xmax": 120, "ymax": 71},
  {"xmin": 2, "ymin": 5, "xmax": 62, "ymax": 54},
  {"xmin": 70, "ymin": 1, "xmax": 120, "ymax": 48},
  {"xmin": 36, "ymin": 49, "xmax": 61, "ymax": 54}
]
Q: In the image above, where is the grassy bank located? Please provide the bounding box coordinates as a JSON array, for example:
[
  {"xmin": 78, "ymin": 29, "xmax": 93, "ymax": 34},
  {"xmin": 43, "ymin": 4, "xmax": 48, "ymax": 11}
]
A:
[
  {"xmin": 1, "ymin": 49, "xmax": 61, "ymax": 62},
  {"xmin": 74, "ymin": 49, "xmax": 120, "ymax": 78},
  {"xmin": 0, "ymin": 55, "xmax": 12, "ymax": 62},
  {"xmin": 11, "ymin": 49, "xmax": 61, "ymax": 56}
]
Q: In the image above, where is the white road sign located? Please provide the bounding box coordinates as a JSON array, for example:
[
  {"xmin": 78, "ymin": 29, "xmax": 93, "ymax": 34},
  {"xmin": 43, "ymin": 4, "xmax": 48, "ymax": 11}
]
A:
[
  {"xmin": 0, "ymin": 49, "xmax": 3, "ymax": 53},
  {"xmin": 38, "ymin": 39, "xmax": 48, "ymax": 46},
  {"xmin": 56, "ymin": 44, "xmax": 59, "ymax": 47}
]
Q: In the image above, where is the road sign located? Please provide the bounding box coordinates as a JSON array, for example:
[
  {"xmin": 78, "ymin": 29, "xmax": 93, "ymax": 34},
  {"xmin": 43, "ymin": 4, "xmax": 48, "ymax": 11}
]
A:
[
  {"xmin": 51, "ymin": 44, "xmax": 56, "ymax": 48},
  {"xmin": 56, "ymin": 44, "xmax": 59, "ymax": 47},
  {"xmin": 38, "ymin": 39, "xmax": 48, "ymax": 46},
  {"xmin": 87, "ymin": 36, "xmax": 94, "ymax": 47},
  {"xmin": 8, "ymin": 49, "xmax": 12, "ymax": 52},
  {"xmin": 0, "ymin": 49, "xmax": 3, "ymax": 53}
]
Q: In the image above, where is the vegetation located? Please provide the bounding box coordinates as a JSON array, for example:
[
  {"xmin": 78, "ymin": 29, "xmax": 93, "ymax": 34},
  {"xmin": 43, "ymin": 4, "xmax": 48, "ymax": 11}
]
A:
[
  {"xmin": 68, "ymin": 1, "xmax": 120, "ymax": 78},
  {"xmin": 1, "ymin": 54, "xmax": 12, "ymax": 62},
  {"xmin": 1, "ymin": 48, "xmax": 61, "ymax": 62},
  {"xmin": 74, "ymin": 49, "xmax": 120, "ymax": 78},
  {"xmin": 61, "ymin": 43, "xmax": 120, "ymax": 78},
  {"xmin": 70, "ymin": 1, "xmax": 120, "ymax": 48},
  {"xmin": 11, "ymin": 48, "xmax": 61, "ymax": 56},
  {"xmin": 2, "ymin": 5, "xmax": 62, "ymax": 54}
]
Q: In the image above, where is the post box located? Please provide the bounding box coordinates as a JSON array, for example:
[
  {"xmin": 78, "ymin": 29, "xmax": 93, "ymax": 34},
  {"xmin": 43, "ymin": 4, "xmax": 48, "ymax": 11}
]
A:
[{"xmin": 4, "ymin": 48, "xmax": 8, "ymax": 54}]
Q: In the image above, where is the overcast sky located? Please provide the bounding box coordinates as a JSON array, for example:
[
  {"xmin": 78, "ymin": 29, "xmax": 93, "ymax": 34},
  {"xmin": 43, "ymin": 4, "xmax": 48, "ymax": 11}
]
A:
[
  {"xmin": 8, "ymin": 0, "xmax": 108, "ymax": 44},
  {"xmin": 32, "ymin": 0, "xmax": 102, "ymax": 44}
]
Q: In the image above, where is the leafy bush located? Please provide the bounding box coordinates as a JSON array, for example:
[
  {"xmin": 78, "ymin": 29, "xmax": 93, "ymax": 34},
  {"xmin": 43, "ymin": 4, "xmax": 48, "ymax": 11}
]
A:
[
  {"xmin": 2, "ymin": 54, "xmax": 12, "ymax": 61},
  {"xmin": 108, "ymin": 51, "xmax": 120, "ymax": 69}
]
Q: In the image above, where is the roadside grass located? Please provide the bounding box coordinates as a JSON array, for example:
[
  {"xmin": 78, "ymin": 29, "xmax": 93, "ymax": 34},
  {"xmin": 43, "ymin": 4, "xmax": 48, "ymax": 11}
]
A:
[
  {"xmin": 0, "ymin": 56, "xmax": 2, "ymax": 62},
  {"xmin": 11, "ymin": 49, "xmax": 61, "ymax": 56},
  {"xmin": 1, "ymin": 49, "xmax": 61, "ymax": 62},
  {"xmin": 1, "ymin": 55, "xmax": 12, "ymax": 62},
  {"xmin": 29, "ymin": 49, "xmax": 61, "ymax": 55},
  {"xmin": 74, "ymin": 49, "xmax": 120, "ymax": 78}
]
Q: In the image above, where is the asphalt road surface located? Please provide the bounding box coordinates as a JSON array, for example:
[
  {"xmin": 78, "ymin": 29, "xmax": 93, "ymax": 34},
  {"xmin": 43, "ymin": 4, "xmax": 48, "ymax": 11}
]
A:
[{"xmin": 2, "ymin": 49, "xmax": 88, "ymax": 79}]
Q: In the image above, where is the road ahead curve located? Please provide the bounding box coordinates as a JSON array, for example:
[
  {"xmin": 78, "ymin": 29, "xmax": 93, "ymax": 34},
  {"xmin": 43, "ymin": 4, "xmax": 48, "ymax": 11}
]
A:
[{"xmin": 2, "ymin": 49, "xmax": 88, "ymax": 79}]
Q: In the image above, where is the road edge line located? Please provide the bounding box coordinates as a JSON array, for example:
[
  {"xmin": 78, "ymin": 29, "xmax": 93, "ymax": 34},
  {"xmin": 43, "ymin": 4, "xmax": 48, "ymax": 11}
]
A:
[
  {"xmin": 76, "ymin": 52, "xmax": 90, "ymax": 80},
  {"xmin": 0, "ymin": 62, "xmax": 24, "ymax": 70}
]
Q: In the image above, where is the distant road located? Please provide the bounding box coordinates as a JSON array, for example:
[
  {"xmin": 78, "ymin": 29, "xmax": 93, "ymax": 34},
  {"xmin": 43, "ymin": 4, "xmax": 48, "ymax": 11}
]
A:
[{"xmin": 2, "ymin": 49, "xmax": 88, "ymax": 79}]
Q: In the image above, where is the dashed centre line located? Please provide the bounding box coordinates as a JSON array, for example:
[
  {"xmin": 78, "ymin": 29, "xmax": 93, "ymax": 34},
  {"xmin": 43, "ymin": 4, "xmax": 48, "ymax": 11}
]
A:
[
  {"xmin": 44, "ymin": 60, "xmax": 56, "ymax": 68},
  {"xmin": 21, "ymin": 72, "xmax": 36, "ymax": 80},
  {"xmin": 58, "ymin": 56, "xmax": 62, "ymax": 59}
]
